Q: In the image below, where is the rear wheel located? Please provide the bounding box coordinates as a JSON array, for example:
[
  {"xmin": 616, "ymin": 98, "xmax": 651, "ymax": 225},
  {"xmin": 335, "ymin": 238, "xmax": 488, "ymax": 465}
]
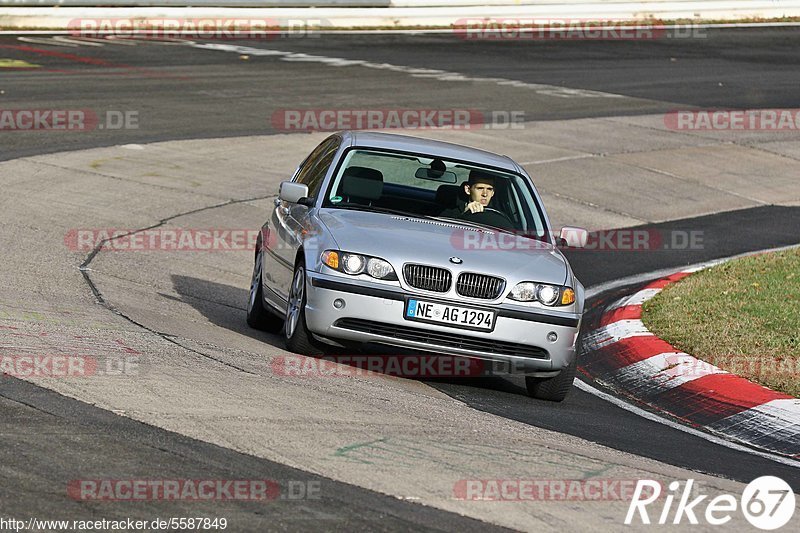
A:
[
  {"xmin": 284, "ymin": 260, "xmax": 323, "ymax": 356},
  {"xmin": 246, "ymin": 249, "xmax": 283, "ymax": 333},
  {"xmin": 525, "ymin": 357, "xmax": 577, "ymax": 402}
]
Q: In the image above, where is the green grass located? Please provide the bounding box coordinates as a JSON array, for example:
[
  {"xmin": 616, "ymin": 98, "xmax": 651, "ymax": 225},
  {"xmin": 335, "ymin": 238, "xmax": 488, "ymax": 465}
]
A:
[{"xmin": 642, "ymin": 248, "xmax": 800, "ymax": 397}]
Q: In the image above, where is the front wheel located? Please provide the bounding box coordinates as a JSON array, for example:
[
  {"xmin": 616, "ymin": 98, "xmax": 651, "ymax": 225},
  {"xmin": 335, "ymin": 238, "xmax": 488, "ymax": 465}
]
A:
[
  {"xmin": 525, "ymin": 356, "xmax": 577, "ymax": 402},
  {"xmin": 284, "ymin": 261, "xmax": 323, "ymax": 356}
]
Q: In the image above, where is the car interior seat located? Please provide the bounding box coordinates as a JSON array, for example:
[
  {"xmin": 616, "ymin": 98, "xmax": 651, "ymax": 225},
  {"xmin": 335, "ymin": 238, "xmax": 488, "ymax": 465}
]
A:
[
  {"xmin": 339, "ymin": 166, "xmax": 384, "ymax": 206},
  {"xmin": 435, "ymin": 183, "xmax": 467, "ymax": 213}
]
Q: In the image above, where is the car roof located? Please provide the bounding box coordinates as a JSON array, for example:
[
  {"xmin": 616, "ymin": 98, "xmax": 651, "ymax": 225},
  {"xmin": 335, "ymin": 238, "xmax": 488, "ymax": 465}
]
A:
[{"xmin": 342, "ymin": 131, "xmax": 520, "ymax": 173}]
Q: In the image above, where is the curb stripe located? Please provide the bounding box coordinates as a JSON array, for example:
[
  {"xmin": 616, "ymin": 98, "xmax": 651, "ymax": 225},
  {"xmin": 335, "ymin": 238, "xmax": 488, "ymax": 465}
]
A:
[
  {"xmin": 707, "ymin": 399, "xmax": 800, "ymax": 457},
  {"xmin": 605, "ymin": 288, "xmax": 660, "ymax": 311},
  {"xmin": 598, "ymin": 305, "xmax": 642, "ymax": 327},
  {"xmin": 581, "ymin": 336, "xmax": 678, "ymax": 376},
  {"xmin": 653, "ymin": 373, "xmax": 792, "ymax": 426},
  {"xmin": 582, "ymin": 319, "xmax": 652, "ymax": 349},
  {"xmin": 584, "ymin": 266, "xmax": 800, "ymax": 458},
  {"xmin": 643, "ymin": 271, "xmax": 692, "ymax": 290},
  {"xmin": 612, "ymin": 352, "xmax": 728, "ymax": 394}
]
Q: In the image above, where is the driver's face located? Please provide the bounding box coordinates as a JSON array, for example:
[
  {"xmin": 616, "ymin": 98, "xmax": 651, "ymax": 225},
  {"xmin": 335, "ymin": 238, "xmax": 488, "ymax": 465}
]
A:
[{"xmin": 465, "ymin": 182, "xmax": 494, "ymax": 205}]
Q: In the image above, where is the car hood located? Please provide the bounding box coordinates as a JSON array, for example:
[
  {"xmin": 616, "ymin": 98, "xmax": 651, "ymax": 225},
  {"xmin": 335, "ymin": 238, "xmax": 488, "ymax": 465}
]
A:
[{"xmin": 317, "ymin": 209, "xmax": 568, "ymax": 285}]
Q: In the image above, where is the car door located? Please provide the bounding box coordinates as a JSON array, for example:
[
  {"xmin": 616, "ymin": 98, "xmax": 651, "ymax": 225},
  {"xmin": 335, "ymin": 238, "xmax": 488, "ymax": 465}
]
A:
[{"xmin": 266, "ymin": 136, "xmax": 342, "ymax": 301}]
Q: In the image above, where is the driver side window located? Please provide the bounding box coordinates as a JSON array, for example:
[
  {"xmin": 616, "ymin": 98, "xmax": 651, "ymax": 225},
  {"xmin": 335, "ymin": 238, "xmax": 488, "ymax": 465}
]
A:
[{"xmin": 294, "ymin": 136, "xmax": 341, "ymax": 199}]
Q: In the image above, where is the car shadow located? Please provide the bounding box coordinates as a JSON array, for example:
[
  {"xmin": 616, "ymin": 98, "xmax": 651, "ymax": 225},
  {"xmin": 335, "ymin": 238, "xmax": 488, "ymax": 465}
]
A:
[
  {"xmin": 425, "ymin": 376, "xmax": 527, "ymax": 396},
  {"xmin": 170, "ymin": 274, "xmax": 529, "ymax": 397},
  {"xmin": 169, "ymin": 274, "xmax": 285, "ymax": 351}
]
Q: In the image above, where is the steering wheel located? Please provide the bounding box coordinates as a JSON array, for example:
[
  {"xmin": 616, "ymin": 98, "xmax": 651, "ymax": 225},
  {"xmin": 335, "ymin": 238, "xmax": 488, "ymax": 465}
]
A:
[{"xmin": 461, "ymin": 207, "xmax": 516, "ymax": 230}]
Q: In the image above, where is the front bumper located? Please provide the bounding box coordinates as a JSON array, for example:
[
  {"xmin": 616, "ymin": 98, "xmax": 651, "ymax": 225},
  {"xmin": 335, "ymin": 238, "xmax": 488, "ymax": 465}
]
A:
[{"xmin": 304, "ymin": 272, "xmax": 581, "ymax": 375}]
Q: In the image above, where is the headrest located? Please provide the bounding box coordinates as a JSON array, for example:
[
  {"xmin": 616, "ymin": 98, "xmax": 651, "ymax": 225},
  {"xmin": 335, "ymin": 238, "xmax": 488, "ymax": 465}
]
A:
[
  {"xmin": 341, "ymin": 166, "xmax": 383, "ymax": 201},
  {"xmin": 435, "ymin": 184, "xmax": 461, "ymax": 207}
]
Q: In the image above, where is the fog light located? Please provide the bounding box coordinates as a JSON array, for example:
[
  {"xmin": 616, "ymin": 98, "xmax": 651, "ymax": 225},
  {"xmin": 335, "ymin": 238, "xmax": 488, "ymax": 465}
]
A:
[
  {"xmin": 333, "ymin": 298, "xmax": 345, "ymax": 309},
  {"xmin": 547, "ymin": 331, "xmax": 558, "ymax": 343}
]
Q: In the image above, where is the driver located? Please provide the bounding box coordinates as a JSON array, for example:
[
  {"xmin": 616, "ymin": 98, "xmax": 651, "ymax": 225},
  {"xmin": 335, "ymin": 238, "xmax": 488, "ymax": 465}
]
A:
[{"xmin": 440, "ymin": 170, "xmax": 497, "ymax": 218}]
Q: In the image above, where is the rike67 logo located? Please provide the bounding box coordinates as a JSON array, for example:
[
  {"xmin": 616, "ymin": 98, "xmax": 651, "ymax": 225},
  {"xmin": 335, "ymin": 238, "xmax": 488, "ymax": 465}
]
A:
[{"xmin": 626, "ymin": 477, "xmax": 795, "ymax": 529}]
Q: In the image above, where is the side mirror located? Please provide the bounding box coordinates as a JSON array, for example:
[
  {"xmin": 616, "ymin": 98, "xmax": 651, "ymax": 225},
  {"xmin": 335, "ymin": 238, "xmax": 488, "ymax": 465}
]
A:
[
  {"xmin": 558, "ymin": 226, "xmax": 588, "ymax": 248},
  {"xmin": 279, "ymin": 181, "xmax": 310, "ymax": 205}
]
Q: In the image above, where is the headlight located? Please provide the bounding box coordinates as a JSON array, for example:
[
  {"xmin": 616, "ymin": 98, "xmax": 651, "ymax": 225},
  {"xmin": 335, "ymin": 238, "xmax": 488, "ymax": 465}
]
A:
[
  {"xmin": 342, "ymin": 253, "xmax": 365, "ymax": 275},
  {"xmin": 322, "ymin": 250, "xmax": 397, "ymax": 280},
  {"xmin": 367, "ymin": 258, "xmax": 394, "ymax": 279},
  {"xmin": 537, "ymin": 284, "xmax": 560, "ymax": 306},
  {"xmin": 509, "ymin": 282, "xmax": 537, "ymax": 301},
  {"xmin": 509, "ymin": 282, "xmax": 576, "ymax": 306}
]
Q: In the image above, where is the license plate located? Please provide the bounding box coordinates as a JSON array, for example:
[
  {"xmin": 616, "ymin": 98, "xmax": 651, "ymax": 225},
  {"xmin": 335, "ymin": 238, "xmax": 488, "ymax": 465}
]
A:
[{"xmin": 404, "ymin": 298, "xmax": 496, "ymax": 331}]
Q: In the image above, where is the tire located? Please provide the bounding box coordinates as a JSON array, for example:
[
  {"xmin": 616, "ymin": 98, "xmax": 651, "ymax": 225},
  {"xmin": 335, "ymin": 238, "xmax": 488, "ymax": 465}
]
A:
[
  {"xmin": 284, "ymin": 259, "xmax": 323, "ymax": 356},
  {"xmin": 246, "ymin": 249, "xmax": 284, "ymax": 333},
  {"xmin": 525, "ymin": 356, "xmax": 577, "ymax": 402}
]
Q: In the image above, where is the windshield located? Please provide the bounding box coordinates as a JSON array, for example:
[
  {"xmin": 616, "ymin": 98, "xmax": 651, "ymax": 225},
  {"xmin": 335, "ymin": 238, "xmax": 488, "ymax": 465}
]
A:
[{"xmin": 321, "ymin": 148, "xmax": 548, "ymax": 237}]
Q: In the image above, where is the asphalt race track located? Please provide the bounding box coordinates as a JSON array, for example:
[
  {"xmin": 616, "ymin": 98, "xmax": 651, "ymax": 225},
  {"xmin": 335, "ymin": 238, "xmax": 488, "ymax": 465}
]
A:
[
  {"xmin": 2, "ymin": 28, "xmax": 799, "ymax": 161},
  {"xmin": 1, "ymin": 28, "xmax": 799, "ymax": 531}
]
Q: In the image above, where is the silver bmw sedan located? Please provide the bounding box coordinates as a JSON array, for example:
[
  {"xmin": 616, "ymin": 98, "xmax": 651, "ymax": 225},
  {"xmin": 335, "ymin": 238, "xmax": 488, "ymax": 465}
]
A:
[{"xmin": 247, "ymin": 131, "xmax": 588, "ymax": 401}]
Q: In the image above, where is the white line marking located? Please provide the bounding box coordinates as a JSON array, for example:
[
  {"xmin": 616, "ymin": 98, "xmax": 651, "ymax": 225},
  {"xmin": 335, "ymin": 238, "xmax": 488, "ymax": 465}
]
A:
[
  {"xmin": 58, "ymin": 36, "xmax": 116, "ymax": 45},
  {"xmin": 519, "ymin": 154, "xmax": 595, "ymax": 166},
  {"xmin": 93, "ymin": 36, "xmax": 138, "ymax": 46},
  {"xmin": 191, "ymin": 42, "xmax": 624, "ymax": 99},
  {"xmin": 52, "ymin": 36, "xmax": 105, "ymax": 47},
  {"xmin": 17, "ymin": 37, "xmax": 78, "ymax": 48},
  {"xmin": 573, "ymin": 379, "xmax": 800, "ymax": 468},
  {"xmin": 111, "ymin": 37, "xmax": 195, "ymax": 46}
]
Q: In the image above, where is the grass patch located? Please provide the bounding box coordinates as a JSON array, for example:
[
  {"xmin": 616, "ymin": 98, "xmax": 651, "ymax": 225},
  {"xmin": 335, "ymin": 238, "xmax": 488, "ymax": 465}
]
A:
[{"xmin": 642, "ymin": 248, "xmax": 800, "ymax": 397}]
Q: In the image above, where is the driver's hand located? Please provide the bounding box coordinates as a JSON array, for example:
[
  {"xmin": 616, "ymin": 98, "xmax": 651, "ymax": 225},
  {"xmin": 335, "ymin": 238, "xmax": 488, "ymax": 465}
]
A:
[{"xmin": 464, "ymin": 201, "xmax": 484, "ymax": 214}]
